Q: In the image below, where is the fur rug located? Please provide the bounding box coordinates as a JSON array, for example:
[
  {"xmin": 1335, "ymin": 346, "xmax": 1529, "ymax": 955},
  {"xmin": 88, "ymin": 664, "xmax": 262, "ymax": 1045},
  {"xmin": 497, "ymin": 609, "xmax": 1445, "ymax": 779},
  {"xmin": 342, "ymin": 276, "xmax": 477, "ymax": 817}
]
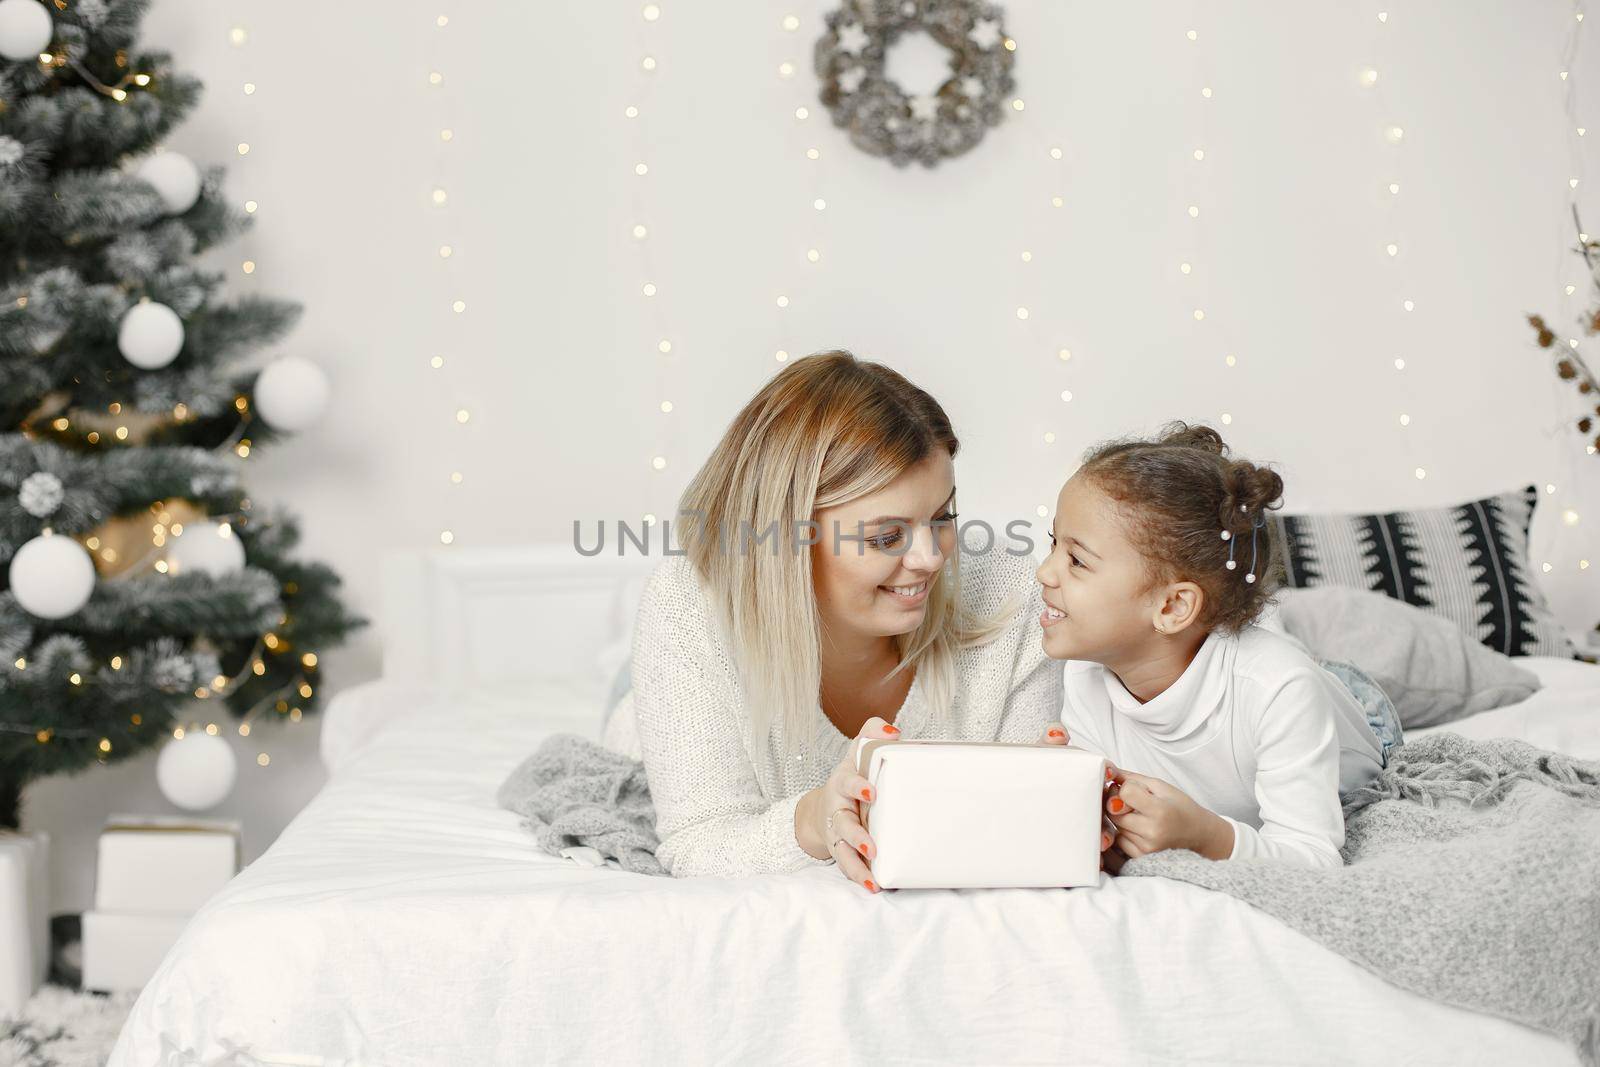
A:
[{"xmin": 0, "ymin": 986, "xmax": 136, "ymax": 1067}]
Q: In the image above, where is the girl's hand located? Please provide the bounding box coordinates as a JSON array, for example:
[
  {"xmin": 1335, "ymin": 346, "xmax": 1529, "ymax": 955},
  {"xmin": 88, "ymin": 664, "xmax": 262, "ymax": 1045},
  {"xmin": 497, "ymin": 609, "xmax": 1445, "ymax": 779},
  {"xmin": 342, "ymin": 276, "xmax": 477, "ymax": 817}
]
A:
[
  {"xmin": 795, "ymin": 716, "xmax": 900, "ymax": 892},
  {"xmin": 1040, "ymin": 725, "xmax": 1118, "ymax": 862},
  {"xmin": 1105, "ymin": 766, "xmax": 1234, "ymax": 862}
]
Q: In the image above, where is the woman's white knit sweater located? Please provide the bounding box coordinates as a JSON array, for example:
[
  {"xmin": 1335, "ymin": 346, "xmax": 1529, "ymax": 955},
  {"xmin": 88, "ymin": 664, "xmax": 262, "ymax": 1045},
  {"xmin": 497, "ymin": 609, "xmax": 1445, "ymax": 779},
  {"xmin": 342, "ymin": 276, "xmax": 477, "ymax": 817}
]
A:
[{"xmin": 630, "ymin": 547, "xmax": 1064, "ymax": 878}]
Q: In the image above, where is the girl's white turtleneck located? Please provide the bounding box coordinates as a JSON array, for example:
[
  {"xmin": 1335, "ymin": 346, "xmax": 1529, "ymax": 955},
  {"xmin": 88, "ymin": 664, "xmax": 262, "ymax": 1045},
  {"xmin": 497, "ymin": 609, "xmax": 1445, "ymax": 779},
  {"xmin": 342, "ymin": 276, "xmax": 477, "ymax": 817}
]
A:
[{"xmin": 1059, "ymin": 625, "xmax": 1384, "ymax": 868}]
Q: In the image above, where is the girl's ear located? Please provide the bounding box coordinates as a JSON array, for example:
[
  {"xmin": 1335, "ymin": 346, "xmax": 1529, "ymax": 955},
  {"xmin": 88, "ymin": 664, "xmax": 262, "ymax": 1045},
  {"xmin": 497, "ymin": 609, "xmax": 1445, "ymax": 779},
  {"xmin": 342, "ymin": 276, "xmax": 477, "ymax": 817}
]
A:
[{"xmin": 1152, "ymin": 581, "xmax": 1205, "ymax": 635}]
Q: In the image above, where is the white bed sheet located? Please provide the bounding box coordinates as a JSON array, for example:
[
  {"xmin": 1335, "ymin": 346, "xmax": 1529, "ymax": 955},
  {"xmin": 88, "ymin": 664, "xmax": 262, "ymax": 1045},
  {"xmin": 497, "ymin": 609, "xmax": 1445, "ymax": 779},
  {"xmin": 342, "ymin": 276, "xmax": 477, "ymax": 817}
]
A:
[{"xmin": 110, "ymin": 662, "xmax": 1598, "ymax": 1067}]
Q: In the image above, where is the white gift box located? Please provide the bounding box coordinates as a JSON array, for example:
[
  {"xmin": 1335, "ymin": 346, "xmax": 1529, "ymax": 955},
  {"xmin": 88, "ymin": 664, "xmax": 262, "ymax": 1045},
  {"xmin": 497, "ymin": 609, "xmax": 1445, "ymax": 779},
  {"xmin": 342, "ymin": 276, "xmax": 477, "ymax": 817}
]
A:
[
  {"xmin": 93, "ymin": 815, "xmax": 240, "ymax": 914},
  {"xmin": 81, "ymin": 910, "xmax": 192, "ymax": 993},
  {"xmin": 0, "ymin": 831, "xmax": 51, "ymax": 1015},
  {"xmin": 82, "ymin": 816, "xmax": 241, "ymax": 994},
  {"xmin": 858, "ymin": 741, "xmax": 1107, "ymax": 890}
]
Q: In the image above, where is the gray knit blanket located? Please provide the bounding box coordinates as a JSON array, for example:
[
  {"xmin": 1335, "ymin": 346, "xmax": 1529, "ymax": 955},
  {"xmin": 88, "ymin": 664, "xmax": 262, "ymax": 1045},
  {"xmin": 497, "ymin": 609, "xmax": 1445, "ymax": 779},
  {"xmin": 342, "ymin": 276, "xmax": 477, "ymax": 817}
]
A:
[
  {"xmin": 1123, "ymin": 732, "xmax": 1600, "ymax": 1064},
  {"xmin": 503, "ymin": 730, "xmax": 1600, "ymax": 1060},
  {"xmin": 496, "ymin": 733, "xmax": 666, "ymax": 876}
]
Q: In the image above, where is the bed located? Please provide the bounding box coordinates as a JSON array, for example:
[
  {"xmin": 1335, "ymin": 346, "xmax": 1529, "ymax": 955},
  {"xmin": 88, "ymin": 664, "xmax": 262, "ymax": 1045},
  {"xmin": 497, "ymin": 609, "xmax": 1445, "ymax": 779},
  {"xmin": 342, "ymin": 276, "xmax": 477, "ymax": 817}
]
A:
[{"xmin": 108, "ymin": 547, "xmax": 1599, "ymax": 1066}]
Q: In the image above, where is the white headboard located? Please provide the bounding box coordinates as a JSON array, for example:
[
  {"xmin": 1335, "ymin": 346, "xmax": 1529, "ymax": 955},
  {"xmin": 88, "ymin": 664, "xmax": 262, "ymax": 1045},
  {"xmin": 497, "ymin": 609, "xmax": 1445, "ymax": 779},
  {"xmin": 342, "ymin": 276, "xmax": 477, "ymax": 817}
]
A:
[{"xmin": 378, "ymin": 544, "xmax": 659, "ymax": 688}]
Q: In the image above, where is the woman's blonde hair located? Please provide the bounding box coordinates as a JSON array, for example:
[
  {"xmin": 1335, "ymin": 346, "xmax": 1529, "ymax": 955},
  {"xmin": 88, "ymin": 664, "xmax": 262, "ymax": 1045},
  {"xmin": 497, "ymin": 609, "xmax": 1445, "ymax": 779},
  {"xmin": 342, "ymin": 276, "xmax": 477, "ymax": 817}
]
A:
[{"xmin": 678, "ymin": 350, "xmax": 1011, "ymax": 755}]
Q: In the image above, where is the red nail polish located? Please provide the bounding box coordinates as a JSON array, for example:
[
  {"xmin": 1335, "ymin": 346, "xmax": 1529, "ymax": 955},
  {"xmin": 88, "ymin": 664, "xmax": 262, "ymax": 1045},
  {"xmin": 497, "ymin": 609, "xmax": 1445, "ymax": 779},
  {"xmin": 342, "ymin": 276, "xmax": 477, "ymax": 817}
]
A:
[
  {"xmin": 862, "ymin": 787, "xmax": 874, "ymax": 801},
  {"xmin": 1048, "ymin": 728, "xmax": 1064, "ymax": 737},
  {"xmin": 1102, "ymin": 832, "xmax": 1112, "ymax": 848},
  {"xmin": 857, "ymin": 842, "xmax": 869, "ymax": 857},
  {"xmin": 865, "ymin": 880, "xmax": 878, "ymax": 892},
  {"xmin": 1106, "ymin": 767, "xmax": 1115, "ymax": 779},
  {"xmin": 883, "ymin": 724, "xmax": 900, "ymax": 735},
  {"xmin": 1109, "ymin": 798, "xmax": 1125, "ymax": 814}
]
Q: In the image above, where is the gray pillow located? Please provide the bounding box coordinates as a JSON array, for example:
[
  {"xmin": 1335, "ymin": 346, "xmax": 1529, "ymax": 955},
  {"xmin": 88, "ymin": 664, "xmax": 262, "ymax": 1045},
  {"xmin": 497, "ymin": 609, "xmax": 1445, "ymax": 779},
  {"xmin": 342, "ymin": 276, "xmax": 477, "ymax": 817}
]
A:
[{"xmin": 1275, "ymin": 586, "xmax": 1541, "ymax": 729}]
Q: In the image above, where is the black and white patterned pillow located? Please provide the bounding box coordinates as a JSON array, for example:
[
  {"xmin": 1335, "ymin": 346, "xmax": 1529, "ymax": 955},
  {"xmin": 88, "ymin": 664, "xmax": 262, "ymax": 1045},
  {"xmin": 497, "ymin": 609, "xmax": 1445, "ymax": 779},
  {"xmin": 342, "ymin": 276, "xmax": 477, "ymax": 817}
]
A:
[{"xmin": 1270, "ymin": 486, "xmax": 1575, "ymax": 659}]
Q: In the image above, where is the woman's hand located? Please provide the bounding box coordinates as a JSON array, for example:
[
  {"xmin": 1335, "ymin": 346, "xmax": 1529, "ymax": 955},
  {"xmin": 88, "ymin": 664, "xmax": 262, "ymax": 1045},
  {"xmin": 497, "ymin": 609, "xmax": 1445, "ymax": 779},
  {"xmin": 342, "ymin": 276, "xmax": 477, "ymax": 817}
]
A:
[
  {"xmin": 795, "ymin": 716, "xmax": 900, "ymax": 892},
  {"xmin": 1105, "ymin": 767, "xmax": 1234, "ymax": 862},
  {"xmin": 1039, "ymin": 726, "xmax": 1119, "ymax": 861}
]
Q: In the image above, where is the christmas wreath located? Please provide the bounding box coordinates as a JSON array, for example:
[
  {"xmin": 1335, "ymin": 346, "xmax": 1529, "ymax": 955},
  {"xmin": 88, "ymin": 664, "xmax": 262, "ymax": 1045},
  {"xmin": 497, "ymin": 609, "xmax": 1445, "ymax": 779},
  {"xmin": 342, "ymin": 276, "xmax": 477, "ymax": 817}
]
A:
[{"xmin": 815, "ymin": 0, "xmax": 1016, "ymax": 168}]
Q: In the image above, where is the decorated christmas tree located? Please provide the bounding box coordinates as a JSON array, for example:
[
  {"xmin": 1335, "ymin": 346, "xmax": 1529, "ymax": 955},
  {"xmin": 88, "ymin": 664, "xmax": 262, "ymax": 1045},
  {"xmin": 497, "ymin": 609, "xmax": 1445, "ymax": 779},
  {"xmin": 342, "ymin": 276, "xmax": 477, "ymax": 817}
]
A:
[{"xmin": 0, "ymin": 0, "xmax": 365, "ymax": 828}]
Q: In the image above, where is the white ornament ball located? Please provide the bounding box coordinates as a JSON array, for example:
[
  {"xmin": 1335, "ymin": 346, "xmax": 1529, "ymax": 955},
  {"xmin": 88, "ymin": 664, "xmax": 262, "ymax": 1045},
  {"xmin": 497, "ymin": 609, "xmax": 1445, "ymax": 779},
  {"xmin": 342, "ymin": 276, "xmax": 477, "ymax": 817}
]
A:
[
  {"xmin": 9, "ymin": 533, "xmax": 95, "ymax": 620},
  {"xmin": 0, "ymin": 0, "xmax": 52, "ymax": 62},
  {"xmin": 17, "ymin": 471, "xmax": 64, "ymax": 519},
  {"xmin": 117, "ymin": 301, "xmax": 184, "ymax": 370},
  {"xmin": 253, "ymin": 357, "xmax": 331, "ymax": 432},
  {"xmin": 135, "ymin": 152, "xmax": 202, "ymax": 215},
  {"xmin": 157, "ymin": 730, "xmax": 238, "ymax": 811},
  {"xmin": 166, "ymin": 520, "xmax": 246, "ymax": 578}
]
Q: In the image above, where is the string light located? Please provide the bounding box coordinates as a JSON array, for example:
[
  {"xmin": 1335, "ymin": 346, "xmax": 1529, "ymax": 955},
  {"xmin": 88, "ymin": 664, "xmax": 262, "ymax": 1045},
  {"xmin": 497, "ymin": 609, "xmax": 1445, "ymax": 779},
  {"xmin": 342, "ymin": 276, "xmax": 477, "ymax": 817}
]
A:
[{"xmin": 1551, "ymin": 3, "xmax": 1593, "ymax": 590}]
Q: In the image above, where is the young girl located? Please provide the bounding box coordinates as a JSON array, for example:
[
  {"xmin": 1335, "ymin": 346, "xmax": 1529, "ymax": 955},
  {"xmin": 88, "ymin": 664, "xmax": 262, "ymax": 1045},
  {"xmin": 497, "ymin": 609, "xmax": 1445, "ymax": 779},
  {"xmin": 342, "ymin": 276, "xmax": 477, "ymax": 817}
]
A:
[{"xmin": 1036, "ymin": 423, "xmax": 1386, "ymax": 869}]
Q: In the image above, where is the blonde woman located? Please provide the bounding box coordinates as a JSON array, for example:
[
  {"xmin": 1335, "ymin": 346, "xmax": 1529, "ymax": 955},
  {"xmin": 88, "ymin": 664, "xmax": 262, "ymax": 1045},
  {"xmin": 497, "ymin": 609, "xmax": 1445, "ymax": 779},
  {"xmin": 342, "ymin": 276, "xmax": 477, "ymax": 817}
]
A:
[{"xmin": 630, "ymin": 351, "xmax": 1067, "ymax": 890}]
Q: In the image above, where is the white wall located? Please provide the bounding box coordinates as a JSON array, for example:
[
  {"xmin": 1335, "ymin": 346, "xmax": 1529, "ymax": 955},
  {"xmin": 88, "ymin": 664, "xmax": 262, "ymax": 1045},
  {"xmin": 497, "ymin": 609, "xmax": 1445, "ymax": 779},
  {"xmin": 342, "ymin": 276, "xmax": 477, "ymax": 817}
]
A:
[{"xmin": 23, "ymin": 0, "xmax": 1600, "ymax": 912}]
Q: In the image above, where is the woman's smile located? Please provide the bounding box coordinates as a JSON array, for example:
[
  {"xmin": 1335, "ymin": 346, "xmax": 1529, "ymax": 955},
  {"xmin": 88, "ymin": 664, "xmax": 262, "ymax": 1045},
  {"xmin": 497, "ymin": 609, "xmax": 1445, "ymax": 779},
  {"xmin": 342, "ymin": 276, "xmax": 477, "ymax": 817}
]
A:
[{"xmin": 880, "ymin": 578, "xmax": 931, "ymax": 607}]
